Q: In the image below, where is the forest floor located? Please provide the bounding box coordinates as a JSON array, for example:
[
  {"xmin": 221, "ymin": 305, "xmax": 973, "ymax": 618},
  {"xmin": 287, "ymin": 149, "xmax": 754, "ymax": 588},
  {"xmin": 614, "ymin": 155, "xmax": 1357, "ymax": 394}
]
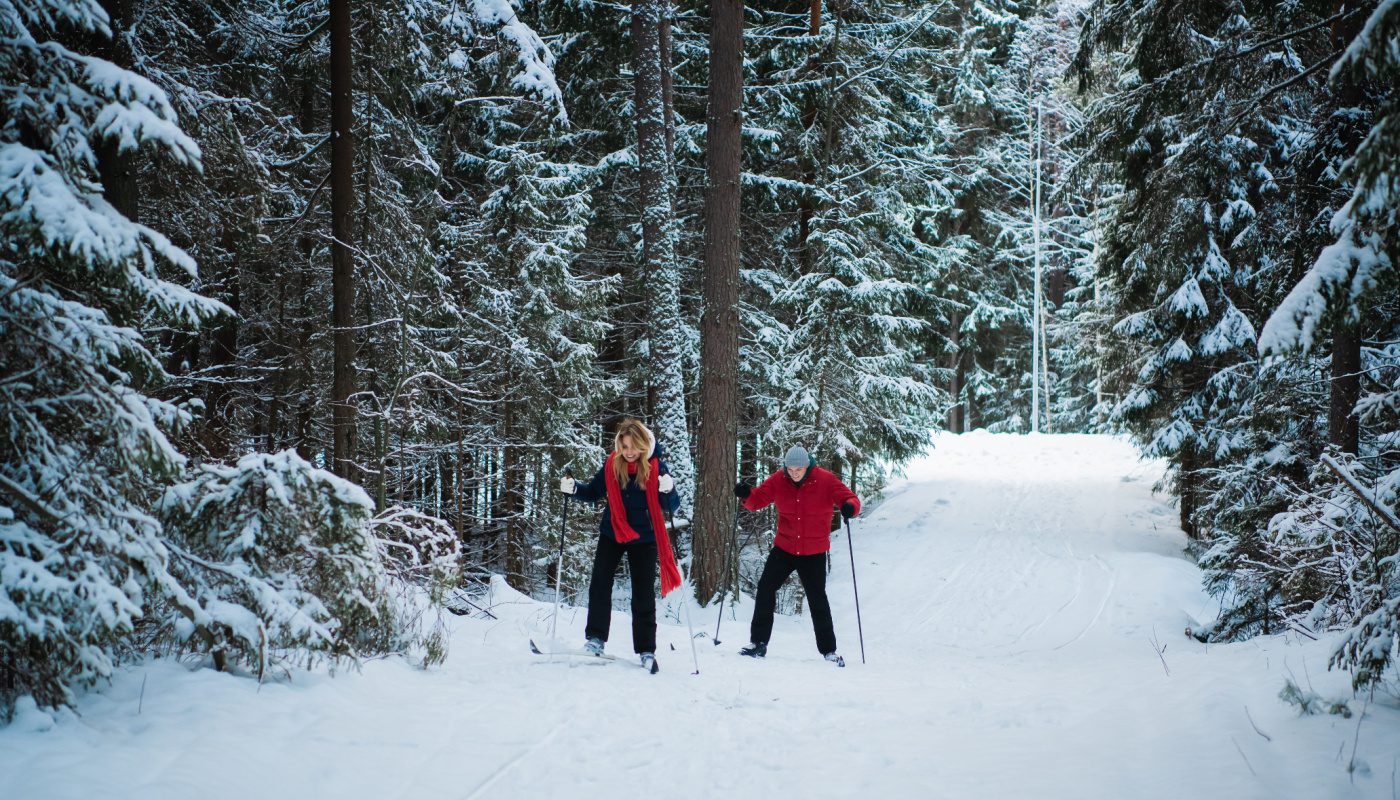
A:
[{"xmin": 3, "ymin": 433, "xmax": 1398, "ymax": 799}]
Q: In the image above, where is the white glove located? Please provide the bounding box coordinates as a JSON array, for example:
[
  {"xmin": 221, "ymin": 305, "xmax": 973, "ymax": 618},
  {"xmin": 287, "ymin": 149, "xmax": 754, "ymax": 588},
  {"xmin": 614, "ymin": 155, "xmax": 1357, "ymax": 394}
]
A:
[
  {"xmin": 658, "ymin": 473, "xmax": 674, "ymax": 493},
  {"xmin": 559, "ymin": 476, "xmax": 576, "ymax": 495}
]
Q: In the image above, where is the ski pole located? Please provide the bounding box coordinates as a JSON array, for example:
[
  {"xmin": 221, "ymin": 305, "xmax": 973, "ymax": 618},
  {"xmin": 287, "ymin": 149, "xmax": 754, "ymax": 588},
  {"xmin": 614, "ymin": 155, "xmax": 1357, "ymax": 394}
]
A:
[
  {"xmin": 844, "ymin": 515, "xmax": 866, "ymax": 664},
  {"xmin": 713, "ymin": 504, "xmax": 740, "ymax": 645},
  {"xmin": 549, "ymin": 470, "xmax": 572, "ymax": 644},
  {"xmin": 668, "ymin": 509, "xmax": 700, "ymax": 675}
]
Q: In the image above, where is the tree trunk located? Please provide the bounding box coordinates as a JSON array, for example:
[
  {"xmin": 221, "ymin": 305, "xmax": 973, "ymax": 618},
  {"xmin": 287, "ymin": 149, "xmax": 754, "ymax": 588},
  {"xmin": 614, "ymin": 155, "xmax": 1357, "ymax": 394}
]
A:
[
  {"xmin": 693, "ymin": 0, "xmax": 744, "ymax": 602},
  {"xmin": 329, "ymin": 0, "xmax": 357, "ymax": 480},
  {"xmin": 502, "ymin": 405, "xmax": 528, "ymax": 590},
  {"xmin": 633, "ymin": 0, "xmax": 694, "ymax": 515},
  {"xmin": 1179, "ymin": 445, "xmax": 1199, "ymax": 539},
  {"xmin": 947, "ymin": 319, "xmax": 963, "ymax": 432},
  {"xmin": 95, "ymin": 0, "xmax": 137, "ymax": 220},
  {"xmin": 1329, "ymin": 324, "xmax": 1361, "ymax": 454},
  {"xmin": 1324, "ymin": 3, "xmax": 1366, "ymax": 457},
  {"xmin": 203, "ymin": 251, "xmax": 240, "ymax": 459}
]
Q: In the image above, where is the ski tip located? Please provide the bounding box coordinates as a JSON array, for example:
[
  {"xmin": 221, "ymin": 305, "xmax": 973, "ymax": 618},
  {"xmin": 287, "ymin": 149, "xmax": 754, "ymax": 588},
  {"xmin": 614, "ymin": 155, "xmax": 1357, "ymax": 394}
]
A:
[
  {"xmin": 528, "ymin": 639, "xmax": 543, "ymax": 655},
  {"xmin": 650, "ymin": 660, "xmax": 660, "ymax": 674}
]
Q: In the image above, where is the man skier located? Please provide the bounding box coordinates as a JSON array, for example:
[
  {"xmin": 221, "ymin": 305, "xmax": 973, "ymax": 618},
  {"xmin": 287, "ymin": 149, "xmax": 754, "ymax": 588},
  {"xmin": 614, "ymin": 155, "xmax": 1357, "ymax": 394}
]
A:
[{"xmin": 734, "ymin": 445, "xmax": 859, "ymax": 665}]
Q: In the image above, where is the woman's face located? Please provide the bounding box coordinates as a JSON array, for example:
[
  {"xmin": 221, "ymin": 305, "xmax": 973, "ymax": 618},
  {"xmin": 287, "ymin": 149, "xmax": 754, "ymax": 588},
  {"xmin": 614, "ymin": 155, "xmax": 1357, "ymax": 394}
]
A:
[{"xmin": 618, "ymin": 435, "xmax": 643, "ymax": 462}]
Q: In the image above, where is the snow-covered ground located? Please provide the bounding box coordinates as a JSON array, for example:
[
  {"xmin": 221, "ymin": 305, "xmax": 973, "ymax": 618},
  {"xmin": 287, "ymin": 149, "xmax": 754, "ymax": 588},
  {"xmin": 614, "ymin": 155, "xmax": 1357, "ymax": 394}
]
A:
[{"xmin": 4, "ymin": 433, "xmax": 1397, "ymax": 799}]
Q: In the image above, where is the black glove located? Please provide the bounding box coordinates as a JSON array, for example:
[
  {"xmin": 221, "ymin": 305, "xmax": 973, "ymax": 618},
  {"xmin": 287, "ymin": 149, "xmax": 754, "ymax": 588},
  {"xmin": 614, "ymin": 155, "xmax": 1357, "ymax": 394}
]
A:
[
  {"xmin": 734, "ymin": 481, "xmax": 752, "ymax": 499},
  {"xmin": 840, "ymin": 501, "xmax": 856, "ymax": 520}
]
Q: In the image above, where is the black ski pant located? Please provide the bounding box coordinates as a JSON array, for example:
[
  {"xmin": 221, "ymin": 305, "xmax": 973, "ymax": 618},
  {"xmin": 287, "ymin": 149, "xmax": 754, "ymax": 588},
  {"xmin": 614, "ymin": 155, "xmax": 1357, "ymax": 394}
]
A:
[
  {"xmin": 749, "ymin": 546, "xmax": 837, "ymax": 655},
  {"xmin": 585, "ymin": 535, "xmax": 657, "ymax": 654}
]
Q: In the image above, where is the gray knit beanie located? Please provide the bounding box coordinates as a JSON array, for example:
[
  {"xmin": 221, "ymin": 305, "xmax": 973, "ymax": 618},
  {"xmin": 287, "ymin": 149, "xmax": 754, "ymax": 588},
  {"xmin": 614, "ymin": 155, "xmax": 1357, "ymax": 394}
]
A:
[{"xmin": 783, "ymin": 445, "xmax": 811, "ymax": 468}]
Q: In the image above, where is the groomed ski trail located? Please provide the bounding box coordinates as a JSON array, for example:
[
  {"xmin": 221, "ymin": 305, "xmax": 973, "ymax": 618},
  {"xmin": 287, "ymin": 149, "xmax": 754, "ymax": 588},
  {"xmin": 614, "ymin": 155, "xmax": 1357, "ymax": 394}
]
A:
[{"xmin": 3, "ymin": 434, "xmax": 1397, "ymax": 800}]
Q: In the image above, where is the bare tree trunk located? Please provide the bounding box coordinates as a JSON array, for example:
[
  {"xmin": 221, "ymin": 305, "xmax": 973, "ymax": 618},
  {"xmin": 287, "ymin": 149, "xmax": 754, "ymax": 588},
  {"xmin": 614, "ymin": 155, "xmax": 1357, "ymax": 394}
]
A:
[
  {"xmin": 329, "ymin": 0, "xmax": 357, "ymax": 480},
  {"xmin": 1324, "ymin": 3, "xmax": 1366, "ymax": 457},
  {"xmin": 947, "ymin": 320, "xmax": 963, "ymax": 432},
  {"xmin": 633, "ymin": 0, "xmax": 694, "ymax": 514},
  {"xmin": 502, "ymin": 406, "xmax": 528, "ymax": 590},
  {"xmin": 1329, "ymin": 325, "xmax": 1361, "ymax": 454},
  {"xmin": 693, "ymin": 0, "xmax": 744, "ymax": 602},
  {"xmin": 203, "ymin": 249, "xmax": 240, "ymax": 458}
]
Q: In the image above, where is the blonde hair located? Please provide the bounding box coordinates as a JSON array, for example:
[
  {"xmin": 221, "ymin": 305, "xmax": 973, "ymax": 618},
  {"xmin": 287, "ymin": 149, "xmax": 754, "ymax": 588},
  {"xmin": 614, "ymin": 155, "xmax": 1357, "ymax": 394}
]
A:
[{"xmin": 611, "ymin": 418, "xmax": 655, "ymax": 487}]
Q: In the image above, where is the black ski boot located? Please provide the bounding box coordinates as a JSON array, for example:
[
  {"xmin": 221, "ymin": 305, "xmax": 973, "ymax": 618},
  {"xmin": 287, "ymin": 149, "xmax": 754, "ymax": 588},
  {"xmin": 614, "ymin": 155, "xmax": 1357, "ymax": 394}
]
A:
[{"xmin": 739, "ymin": 642, "xmax": 767, "ymax": 658}]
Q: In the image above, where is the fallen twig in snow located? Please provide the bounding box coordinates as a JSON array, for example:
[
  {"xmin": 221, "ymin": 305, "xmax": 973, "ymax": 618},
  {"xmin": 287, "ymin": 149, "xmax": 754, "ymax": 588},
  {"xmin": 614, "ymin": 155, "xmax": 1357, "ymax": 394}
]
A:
[
  {"xmin": 1149, "ymin": 626, "xmax": 1170, "ymax": 676},
  {"xmin": 1349, "ymin": 698, "xmax": 1370, "ymax": 782},
  {"xmin": 1232, "ymin": 736, "xmax": 1257, "ymax": 777},
  {"xmin": 1244, "ymin": 706, "xmax": 1271, "ymax": 742}
]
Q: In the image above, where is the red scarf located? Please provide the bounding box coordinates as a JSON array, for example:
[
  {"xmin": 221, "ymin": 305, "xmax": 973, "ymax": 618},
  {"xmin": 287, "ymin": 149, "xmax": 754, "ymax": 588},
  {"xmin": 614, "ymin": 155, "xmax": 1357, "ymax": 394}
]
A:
[{"xmin": 604, "ymin": 453, "xmax": 682, "ymax": 597}]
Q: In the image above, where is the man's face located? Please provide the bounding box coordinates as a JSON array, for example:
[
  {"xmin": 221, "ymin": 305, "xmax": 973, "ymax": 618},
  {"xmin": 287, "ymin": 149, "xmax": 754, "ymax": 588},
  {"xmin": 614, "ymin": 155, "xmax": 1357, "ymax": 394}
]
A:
[{"xmin": 785, "ymin": 465, "xmax": 808, "ymax": 482}]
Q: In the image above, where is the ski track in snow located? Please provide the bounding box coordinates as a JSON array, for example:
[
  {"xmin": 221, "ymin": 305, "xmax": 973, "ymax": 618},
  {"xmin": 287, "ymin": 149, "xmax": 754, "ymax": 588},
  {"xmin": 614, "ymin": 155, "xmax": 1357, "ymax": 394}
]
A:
[{"xmin": 3, "ymin": 433, "xmax": 1399, "ymax": 800}]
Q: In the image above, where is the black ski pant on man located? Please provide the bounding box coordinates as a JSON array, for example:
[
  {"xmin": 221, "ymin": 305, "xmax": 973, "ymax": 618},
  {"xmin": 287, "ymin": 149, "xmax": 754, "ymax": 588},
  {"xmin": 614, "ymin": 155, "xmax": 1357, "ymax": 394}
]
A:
[
  {"xmin": 585, "ymin": 536, "xmax": 657, "ymax": 653},
  {"xmin": 749, "ymin": 546, "xmax": 836, "ymax": 654}
]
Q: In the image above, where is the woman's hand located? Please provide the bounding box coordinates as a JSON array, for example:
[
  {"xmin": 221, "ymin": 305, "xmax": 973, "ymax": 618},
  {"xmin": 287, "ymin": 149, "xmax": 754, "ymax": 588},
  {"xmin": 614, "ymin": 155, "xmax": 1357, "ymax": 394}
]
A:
[
  {"xmin": 658, "ymin": 473, "xmax": 674, "ymax": 493},
  {"xmin": 559, "ymin": 476, "xmax": 577, "ymax": 495}
]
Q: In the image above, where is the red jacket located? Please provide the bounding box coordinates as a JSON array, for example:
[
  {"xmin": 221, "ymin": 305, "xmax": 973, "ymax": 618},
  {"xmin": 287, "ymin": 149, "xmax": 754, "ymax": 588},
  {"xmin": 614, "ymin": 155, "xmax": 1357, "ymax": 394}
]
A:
[{"xmin": 743, "ymin": 466, "xmax": 860, "ymax": 556}]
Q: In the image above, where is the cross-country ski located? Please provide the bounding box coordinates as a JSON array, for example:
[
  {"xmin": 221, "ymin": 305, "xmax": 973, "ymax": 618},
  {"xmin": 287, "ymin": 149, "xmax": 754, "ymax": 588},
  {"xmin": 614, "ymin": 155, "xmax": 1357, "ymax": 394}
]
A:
[{"xmin": 529, "ymin": 639, "xmax": 660, "ymax": 674}]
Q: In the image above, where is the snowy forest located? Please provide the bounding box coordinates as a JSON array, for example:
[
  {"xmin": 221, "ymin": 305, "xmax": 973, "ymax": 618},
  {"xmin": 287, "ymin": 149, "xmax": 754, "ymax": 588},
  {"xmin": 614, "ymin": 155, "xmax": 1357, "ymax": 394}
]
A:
[{"xmin": 2, "ymin": 0, "xmax": 1399, "ymax": 731}]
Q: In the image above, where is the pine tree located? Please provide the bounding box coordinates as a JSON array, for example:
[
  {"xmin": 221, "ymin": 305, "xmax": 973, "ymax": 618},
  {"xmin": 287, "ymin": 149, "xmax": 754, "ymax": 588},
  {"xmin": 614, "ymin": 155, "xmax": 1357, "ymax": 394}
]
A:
[
  {"xmin": 1246, "ymin": 0, "xmax": 1400, "ymax": 688},
  {"xmin": 738, "ymin": 1, "xmax": 952, "ymax": 479},
  {"xmin": 0, "ymin": 0, "xmax": 226, "ymax": 710},
  {"xmin": 1078, "ymin": 1, "xmax": 1308, "ymax": 538}
]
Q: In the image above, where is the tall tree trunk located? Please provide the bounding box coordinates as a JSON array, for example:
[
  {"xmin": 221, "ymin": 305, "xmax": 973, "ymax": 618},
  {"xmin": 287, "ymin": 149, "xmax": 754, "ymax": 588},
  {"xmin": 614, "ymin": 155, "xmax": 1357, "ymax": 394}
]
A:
[
  {"xmin": 693, "ymin": 0, "xmax": 744, "ymax": 602},
  {"xmin": 95, "ymin": 0, "xmax": 136, "ymax": 220},
  {"xmin": 633, "ymin": 0, "xmax": 695, "ymax": 515},
  {"xmin": 1324, "ymin": 2, "xmax": 1367, "ymax": 457},
  {"xmin": 796, "ymin": 1, "xmax": 820, "ymax": 274},
  {"xmin": 329, "ymin": 0, "xmax": 357, "ymax": 480},
  {"xmin": 947, "ymin": 319, "xmax": 963, "ymax": 432},
  {"xmin": 203, "ymin": 249, "xmax": 240, "ymax": 459},
  {"xmin": 1329, "ymin": 325, "xmax": 1361, "ymax": 454},
  {"xmin": 502, "ymin": 405, "xmax": 528, "ymax": 590}
]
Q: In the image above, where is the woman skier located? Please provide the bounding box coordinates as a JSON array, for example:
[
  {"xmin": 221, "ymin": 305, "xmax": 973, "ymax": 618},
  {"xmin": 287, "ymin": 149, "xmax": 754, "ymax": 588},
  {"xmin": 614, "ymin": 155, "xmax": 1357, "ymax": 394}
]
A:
[{"xmin": 559, "ymin": 418, "xmax": 682, "ymax": 671}]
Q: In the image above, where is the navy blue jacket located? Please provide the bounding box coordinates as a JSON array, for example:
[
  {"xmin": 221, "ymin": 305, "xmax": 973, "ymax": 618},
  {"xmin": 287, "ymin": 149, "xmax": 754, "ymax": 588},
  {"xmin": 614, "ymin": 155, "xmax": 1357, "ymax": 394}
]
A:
[{"xmin": 572, "ymin": 446, "xmax": 681, "ymax": 544}]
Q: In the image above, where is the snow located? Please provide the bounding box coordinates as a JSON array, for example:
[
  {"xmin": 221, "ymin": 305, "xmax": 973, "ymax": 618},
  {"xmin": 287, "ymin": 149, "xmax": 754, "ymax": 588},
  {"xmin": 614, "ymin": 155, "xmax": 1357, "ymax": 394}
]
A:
[
  {"xmin": 1167, "ymin": 275, "xmax": 1209, "ymax": 318},
  {"xmin": 1258, "ymin": 223, "xmax": 1387, "ymax": 355},
  {"xmin": 471, "ymin": 0, "xmax": 566, "ymax": 122},
  {"xmin": 3, "ymin": 434, "xmax": 1397, "ymax": 799},
  {"xmin": 1200, "ymin": 301, "xmax": 1257, "ymax": 356},
  {"xmin": 1332, "ymin": 0, "xmax": 1400, "ymax": 80}
]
